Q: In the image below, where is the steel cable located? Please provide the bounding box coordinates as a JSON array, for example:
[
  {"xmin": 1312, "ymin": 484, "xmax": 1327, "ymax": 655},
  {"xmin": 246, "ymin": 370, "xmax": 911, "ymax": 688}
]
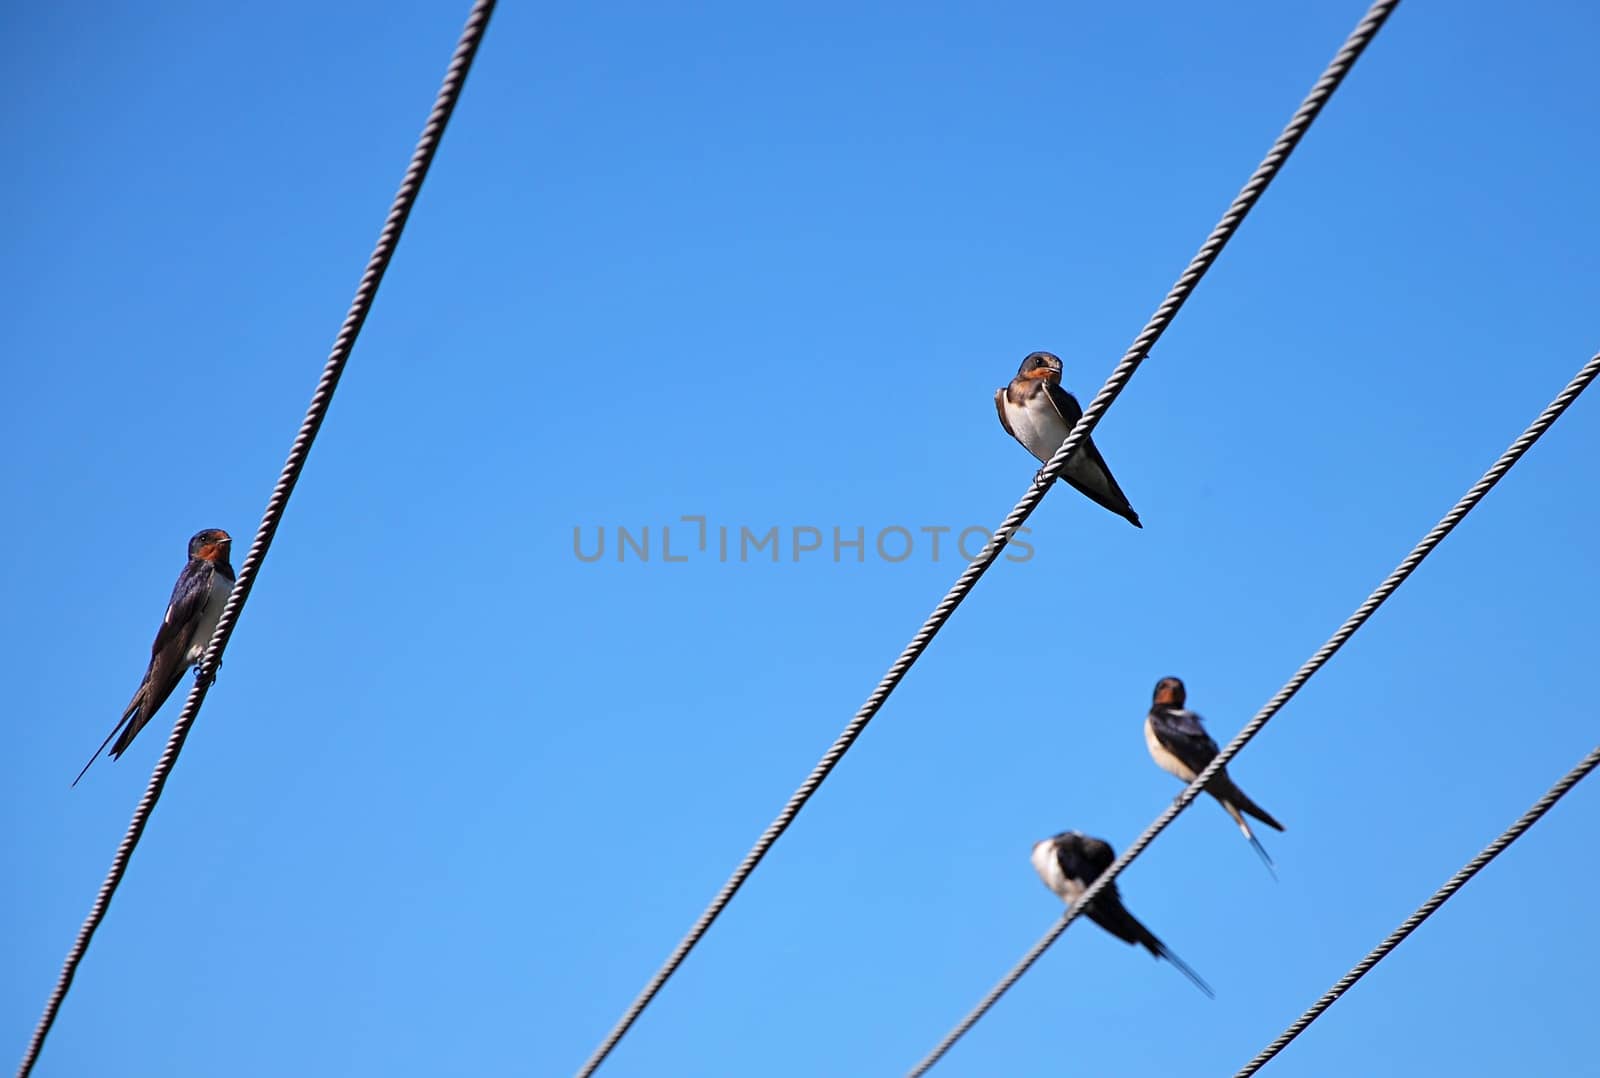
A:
[
  {"xmin": 16, "ymin": 3, "xmax": 497, "ymax": 1074},
  {"xmin": 909, "ymin": 349, "xmax": 1600, "ymax": 1076},
  {"xmin": 577, "ymin": 2, "xmax": 1401, "ymax": 1073},
  {"xmin": 1235, "ymin": 744, "xmax": 1600, "ymax": 1076}
]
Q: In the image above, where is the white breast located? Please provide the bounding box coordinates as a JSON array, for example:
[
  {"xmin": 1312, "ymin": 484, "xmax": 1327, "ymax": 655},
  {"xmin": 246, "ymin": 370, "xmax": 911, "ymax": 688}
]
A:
[
  {"xmin": 1030, "ymin": 841, "xmax": 1085, "ymax": 903},
  {"xmin": 183, "ymin": 573, "xmax": 235, "ymax": 667},
  {"xmin": 1006, "ymin": 393, "xmax": 1070, "ymax": 463},
  {"xmin": 1145, "ymin": 715, "xmax": 1198, "ymax": 782},
  {"xmin": 1006, "ymin": 392, "xmax": 1117, "ymax": 494}
]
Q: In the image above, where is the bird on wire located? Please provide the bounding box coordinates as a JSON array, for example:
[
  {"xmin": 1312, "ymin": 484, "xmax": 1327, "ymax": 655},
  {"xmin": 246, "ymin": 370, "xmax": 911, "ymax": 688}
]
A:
[
  {"xmin": 994, "ymin": 350, "xmax": 1142, "ymax": 527},
  {"xmin": 1031, "ymin": 829, "xmax": 1212, "ymax": 996},
  {"xmin": 1143, "ymin": 676, "xmax": 1285, "ymax": 875},
  {"xmin": 74, "ymin": 528, "xmax": 235, "ymax": 785}
]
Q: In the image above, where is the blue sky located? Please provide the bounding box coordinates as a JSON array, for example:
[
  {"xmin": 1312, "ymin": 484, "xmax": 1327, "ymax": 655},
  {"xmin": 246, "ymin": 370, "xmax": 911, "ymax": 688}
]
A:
[{"xmin": 5, "ymin": 2, "xmax": 1598, "ymax": 1075}]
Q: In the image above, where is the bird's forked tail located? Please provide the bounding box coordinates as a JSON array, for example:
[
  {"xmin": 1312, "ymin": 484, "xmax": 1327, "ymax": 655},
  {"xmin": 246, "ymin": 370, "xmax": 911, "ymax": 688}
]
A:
[{"xmin": 72, "ymin": 696, "xmax": 140, "ymax": 787}]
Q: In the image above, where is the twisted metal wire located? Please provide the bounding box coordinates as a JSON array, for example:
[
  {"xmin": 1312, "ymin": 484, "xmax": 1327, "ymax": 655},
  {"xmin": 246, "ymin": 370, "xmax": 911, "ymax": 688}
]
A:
[
  {"xmin": 15, "ymin": 4, "xmax": 497, "ymax": 1074},
  {"xmin": 576, "ymin": 2, "xmax": 1401, "ymax": 1073},
  {"xmin": 908, "ymin": 348, "xmax": 1600, "ymax": 1076},
  {"xmin": 1235, "ymin": 744, "xmax": 1600, "ymax": 1076}
]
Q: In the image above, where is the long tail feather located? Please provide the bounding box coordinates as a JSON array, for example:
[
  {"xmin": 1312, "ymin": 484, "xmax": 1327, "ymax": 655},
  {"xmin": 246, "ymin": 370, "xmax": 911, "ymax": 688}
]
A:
[
  {"xmin": 1155, "ymin": 942, "xmax": 1214, "ymax": 998},
  {"xmin": 1213, "ymin": 772, "xmax": 1284, "ymax": 833},
  {"xmin": 1124, "ymin": 913, "xmax": 1215, "ymax": 999},
  {"xmin": 1244, "ymin": 827, "xmax": 1278, "ymax": 880},
  {"xmin": 1235, "ymin": 790, "xmax": 1285, "ymax": 832},
  {"xmin": 1220, "ymin": 795, "xmax": 1280, "ymax": 879},
  {"xmin": 72, "ymin": 706, "xmax": 135, "ymax": 787}
]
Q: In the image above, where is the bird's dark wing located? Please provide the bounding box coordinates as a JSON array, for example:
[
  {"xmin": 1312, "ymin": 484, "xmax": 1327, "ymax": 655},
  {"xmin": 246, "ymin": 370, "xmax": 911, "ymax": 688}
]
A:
[
  {"xmin": 111, "ymin": 561, "xmax": 215, "ymax": 758},
  {"xmin": 1149, "ymin": 707, "xmax": 1221, "ymax": 775},
  {"xmin": 151, "ymin": 560, "xmax": 214, "ymax": 659},
  {"xmin": 1082, "ymin": 887, "xmax": 1144, "ymax": 947},
  {"xmin": 1059, "ymin": 836, "xmax": 1139, "ymax": 942},
  {"xmin": 1212, "ymin": 770, "xmax": 1287, "ymax": 834},
  {"xmin": 1042, "ymin": 380, "xmax": 1085, "ymax": 427},
  {"xmin": 1050, "ymin": 833, "xmax": 1104, "ymax": 885},
  {"xmin": 1086, "ymin": 886, "xmax": 1215, "ymax": 998},
  {"xmin": 74, "ymin": 560, "xmax": 218, "ymax": 783},
  {"xmin": 994, "ymin": 386, "xmax": 1017, "ymax": 439},
  {"xmin": 1040, "ymin": 382, "xmax": 1142, "ymax": 528},
  {"xmin": 1075, "ymin": 834, "xmax": 1117, "ymax": 877}
]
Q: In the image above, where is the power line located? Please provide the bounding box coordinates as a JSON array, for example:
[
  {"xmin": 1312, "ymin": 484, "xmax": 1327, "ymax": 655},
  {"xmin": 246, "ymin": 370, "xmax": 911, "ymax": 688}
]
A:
[
  {"xmin": 574, "ymin": 1, "xmax": 1401, "ymax": 1073},
  {"xmin": 1234, "ymin": 743, "xmax": 1600, "ymax": 1077},
  {"xmin": 14, "ymin": 4, "xmax": 497, "ymax": 1075},
  {"xmin": 907, "ymin": 347, "xmax": 1600, "ymax": 1077}
]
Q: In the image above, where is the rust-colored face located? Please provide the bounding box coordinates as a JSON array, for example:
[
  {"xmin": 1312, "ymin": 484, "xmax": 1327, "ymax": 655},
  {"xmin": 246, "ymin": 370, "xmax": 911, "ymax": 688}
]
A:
[
  {"xmin": 1153, "ymin": 677, "xmax": 1187, "ymax": 707},
  {"xmin": 1018, "ymin": 351, "xmax": 1063, "ymax": 384},
  {"xmin": 189, "ymin": 528, "xmax": 233, "ymax": 562}
]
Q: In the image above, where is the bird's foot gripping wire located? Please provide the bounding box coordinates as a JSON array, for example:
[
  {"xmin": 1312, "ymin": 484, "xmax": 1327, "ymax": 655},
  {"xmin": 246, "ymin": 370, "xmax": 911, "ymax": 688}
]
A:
[
  {"xmin": 195, "ymin": 661, "xmax": 221, "ymax": 687},
  {"xmin": 1033, "ymin": 466, "xmax": 1055, "ymax": 488}
]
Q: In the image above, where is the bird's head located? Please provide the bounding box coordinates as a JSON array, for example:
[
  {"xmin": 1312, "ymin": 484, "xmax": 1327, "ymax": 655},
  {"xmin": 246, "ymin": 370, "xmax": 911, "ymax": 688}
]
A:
[
  {"xmin": 188, "ymin": 528, "xmax": 233, "ymax": 563},
  {"xmin": 1032, "ymin": 830, "xmax": 1079, "ymax": 854},
  {"xmin": 1016, "ymin": 351, "xmax": 1064, "ymax": 385},
  {"xmin": 1153, "ymin": 676, "xmax": 1187, "ymax": 708}
]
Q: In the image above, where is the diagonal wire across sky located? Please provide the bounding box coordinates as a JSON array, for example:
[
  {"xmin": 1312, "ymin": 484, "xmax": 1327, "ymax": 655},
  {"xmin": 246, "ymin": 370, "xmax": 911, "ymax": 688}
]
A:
[
  {"xmin": 576, "ymin": 1, "xmax": 1402, "ymax": 1073},
  {"xmin": 908, "ymin": 347, "xmax": 1600, "ymax": 1074},
  {"xmin": 14, "ymin": 3, "xmax": 498, "ymax": 1074},
  {"xmin": 1233, "ymin": 742, "xmax": 1600, "ymax": 1077}
]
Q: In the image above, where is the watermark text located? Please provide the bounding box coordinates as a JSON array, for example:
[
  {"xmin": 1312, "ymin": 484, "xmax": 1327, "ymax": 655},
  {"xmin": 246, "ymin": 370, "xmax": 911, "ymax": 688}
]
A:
[{"xmin": 573, "ymin": 516, "xmax": 1034, "ymax": 564}]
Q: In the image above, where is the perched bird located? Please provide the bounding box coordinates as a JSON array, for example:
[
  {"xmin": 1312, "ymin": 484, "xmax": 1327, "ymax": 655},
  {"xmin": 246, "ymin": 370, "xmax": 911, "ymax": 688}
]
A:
[
  {"xmin": 1031, "ymin": 830, "xmax": 1212, "ymax": 997},
  {"xmin": 994, "ymin": 351, "xmax": 1142, "ymax": 527},
  {"xmin": 1144, "ymin": 676, "xmax": 1285, "ymax": 874},
  {"xmin": 74, "ymin": 528, "xmax": 236, "ymax": 784}
]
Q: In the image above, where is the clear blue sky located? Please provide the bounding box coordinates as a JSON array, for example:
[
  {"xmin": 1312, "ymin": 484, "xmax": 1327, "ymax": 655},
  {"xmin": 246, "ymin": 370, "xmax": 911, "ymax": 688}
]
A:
[{"xmin": 5, "ymin": 3, "xmax": 1598, "ymax": 1076}]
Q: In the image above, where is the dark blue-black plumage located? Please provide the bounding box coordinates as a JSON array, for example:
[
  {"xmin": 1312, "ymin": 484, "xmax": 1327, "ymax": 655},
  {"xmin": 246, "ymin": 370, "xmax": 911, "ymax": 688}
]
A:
[
  {"xmin": 1031, "ymin": 830, "xmax": 1212, "ymax": 997},
  {"xmin": 1144, "ymin": 677, "xmax": 1284, "ymax": 873},
  {"xmin": 74, "ymin": 528, "xmax": 235, "ymax": 784}
]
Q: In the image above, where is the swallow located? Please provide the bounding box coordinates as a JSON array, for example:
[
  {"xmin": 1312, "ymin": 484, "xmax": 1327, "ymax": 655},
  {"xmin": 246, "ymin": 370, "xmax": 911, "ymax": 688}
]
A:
[
  {"xmin": 994, "ymin": 351, "xmax": 1142, "ymax": 527},
  {"xmin": 74, "ymin": 528, "xmax": 235, "ymax": 785},
  {"xmin": 1031, "ymin": 830, "xmax": 1212, "ymax": 996},
  {"xmin": 1145, "ymin": 676, "xmax": 1285, "ymax": 875}
]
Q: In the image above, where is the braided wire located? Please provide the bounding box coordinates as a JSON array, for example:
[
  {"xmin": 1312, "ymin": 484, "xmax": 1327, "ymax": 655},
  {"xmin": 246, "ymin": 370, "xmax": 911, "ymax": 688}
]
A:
[
  {"xmin": 1235, "ymin": 744, "xmax": 1600, "ymax": 1076},
  {"xmin": 576, "ymin": 2, "xmax": 1400, "ymax": 1073},
  {"xmin": 908, "ymin": 349, "xmax": 1600, "ymax": 1076},
  {"xmin": 15, "ymin": 4, "xmax": 497, "ymax": 1074}
]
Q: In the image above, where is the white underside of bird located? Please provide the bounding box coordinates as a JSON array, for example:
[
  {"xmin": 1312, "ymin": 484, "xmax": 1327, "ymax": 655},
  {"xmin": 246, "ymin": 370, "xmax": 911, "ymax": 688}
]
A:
[
  {"xmin": 1144, "ymin": 715, "xmax": 1199, "ymax": 782},
  {"xmin": 1001, "ymin": 391, "xmax": 1117, "ymax": 495},
  {"xmin": 1030, "ymin": 840, "xmax": 1085, "ymax": 903},
  {"xmin": 176, "ymin": 572, "xmax": 233, "ymax": 667}
]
